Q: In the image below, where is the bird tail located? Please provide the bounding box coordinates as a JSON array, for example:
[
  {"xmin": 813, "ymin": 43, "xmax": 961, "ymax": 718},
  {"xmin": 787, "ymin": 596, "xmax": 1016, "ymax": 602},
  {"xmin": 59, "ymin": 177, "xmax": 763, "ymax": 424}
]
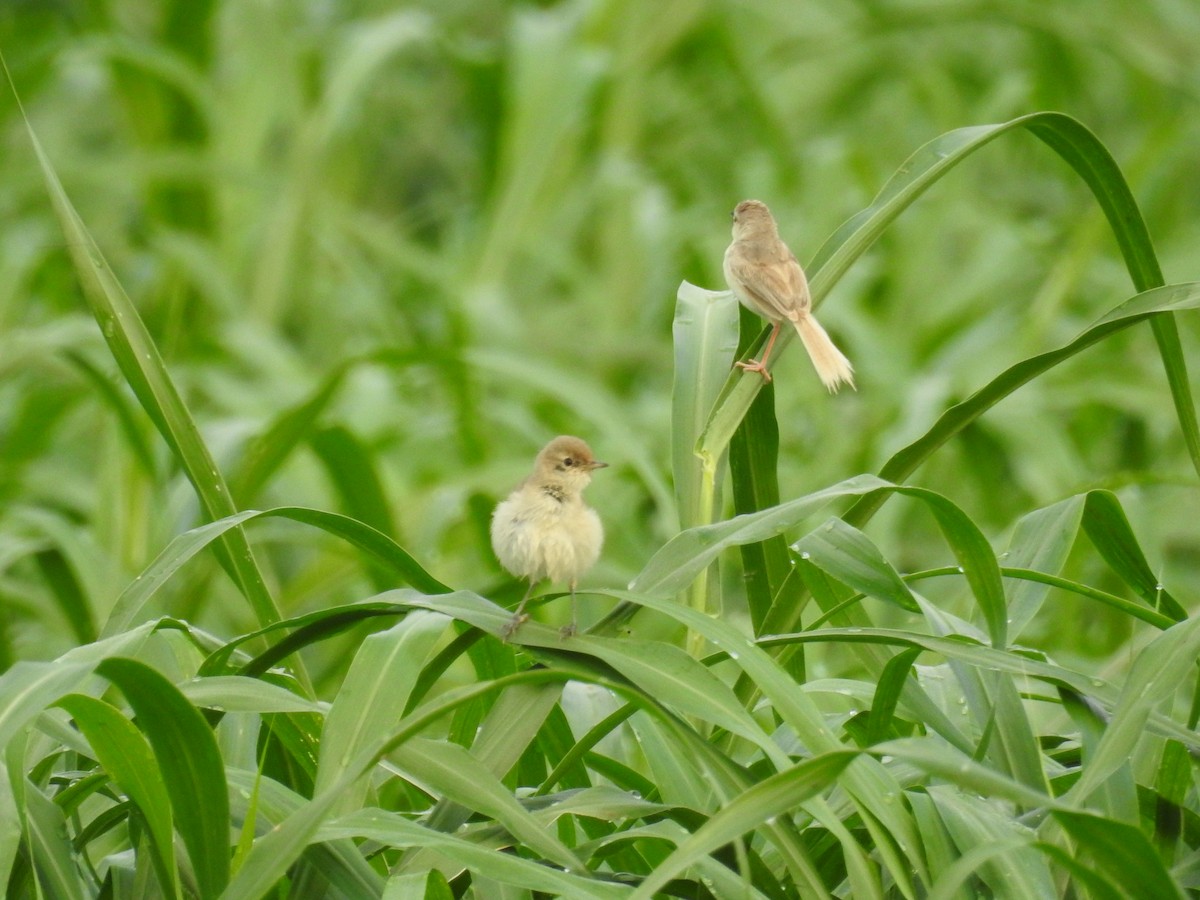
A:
[{"xmin": 793, "ymin": 313, "xmax": 855, "ymax": 392}]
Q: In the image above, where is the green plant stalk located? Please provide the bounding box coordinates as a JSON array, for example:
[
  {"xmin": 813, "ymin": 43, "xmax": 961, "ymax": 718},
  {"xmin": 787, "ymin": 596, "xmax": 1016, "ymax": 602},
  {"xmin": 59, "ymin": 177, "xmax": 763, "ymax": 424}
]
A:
[
  {"xmin": 686, "ymin": 450, "xmax": 721, "ymax": 658},
  {"xmin": 671, "ymin": 283, "xmax": 740, "ymax": 655}
]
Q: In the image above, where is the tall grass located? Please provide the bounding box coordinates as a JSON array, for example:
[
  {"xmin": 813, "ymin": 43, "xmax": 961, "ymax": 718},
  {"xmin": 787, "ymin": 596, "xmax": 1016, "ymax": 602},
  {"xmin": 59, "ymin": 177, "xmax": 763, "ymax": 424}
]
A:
[{"xmin": 2, "ymin": 1, "xmax": 1200, "ymax": 897}]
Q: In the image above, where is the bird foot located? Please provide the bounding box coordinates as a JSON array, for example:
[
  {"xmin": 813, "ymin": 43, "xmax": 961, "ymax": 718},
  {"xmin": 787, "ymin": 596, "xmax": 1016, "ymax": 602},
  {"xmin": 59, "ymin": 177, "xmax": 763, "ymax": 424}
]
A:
[
  {"xmin": 501, "ymin": 613, "xmax": 529, "ymax": 642},
  {"xmin": 559, "ymin": 622, "xmax": 577, "ymax": 640},
  {"xmin": 735, "ymin": 359, "xmax": 773, "ymax": 382}
]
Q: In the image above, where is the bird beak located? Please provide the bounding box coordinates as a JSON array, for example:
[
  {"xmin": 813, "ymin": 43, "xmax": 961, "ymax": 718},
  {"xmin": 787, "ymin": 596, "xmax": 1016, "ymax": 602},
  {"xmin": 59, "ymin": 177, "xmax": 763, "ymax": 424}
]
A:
[{"xmin": 589, "ymin": 461, "xmax": 609, "ymax": 470}]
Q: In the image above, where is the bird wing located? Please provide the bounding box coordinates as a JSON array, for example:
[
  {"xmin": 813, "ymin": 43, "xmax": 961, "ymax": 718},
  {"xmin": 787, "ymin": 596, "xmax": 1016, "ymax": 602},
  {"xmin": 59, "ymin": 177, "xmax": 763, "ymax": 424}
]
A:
[{"xmin": 726, "ymin": 247, "xmax": 809, "ymax": 322}]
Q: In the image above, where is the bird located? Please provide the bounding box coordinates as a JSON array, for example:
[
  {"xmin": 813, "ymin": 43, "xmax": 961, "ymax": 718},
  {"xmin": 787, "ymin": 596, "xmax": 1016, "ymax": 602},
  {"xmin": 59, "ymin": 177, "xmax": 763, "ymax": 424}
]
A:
[
  {"xmin": 490, "ymin": 436, "xmax": 607, "ymax": 638},
  {"xmin": 723, "ymin": 199, "xmax": 854, "ymax": 391}
]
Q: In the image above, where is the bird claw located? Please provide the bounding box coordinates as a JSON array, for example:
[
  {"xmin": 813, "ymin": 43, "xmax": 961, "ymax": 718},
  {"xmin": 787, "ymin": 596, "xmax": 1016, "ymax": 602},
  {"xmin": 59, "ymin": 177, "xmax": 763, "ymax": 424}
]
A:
[
  {"xmin": 735, "ymin": 359, "xmax": 773, "ymax": 382},
  {"xmin": 501, "ymin": 613, "xmax": 529, "ymax": 642},
  {"xmin": 559, "ymin": 622, "xmax": 577, "ymax": 640}
]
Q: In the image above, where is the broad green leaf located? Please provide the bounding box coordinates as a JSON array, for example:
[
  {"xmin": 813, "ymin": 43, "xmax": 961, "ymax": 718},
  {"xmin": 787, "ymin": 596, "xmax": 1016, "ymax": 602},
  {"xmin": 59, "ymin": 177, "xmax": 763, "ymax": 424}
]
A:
[
  {"xmin": 794, "ymin": 517, "xmax": 920, "ymax": 614},
  {"xmin": 632, "ymin": 474, "xmax": 889, "ymax": 597},
  {"xmin": 1081, "ymin": 490, "xmax": 1185, "ymax": 619},
  {"xmin": 1051, "ymin": 810, "xmax": 1184, "ymax": 899},
  {"xmin": 97, "ymin": 658, "xmax": 230, "ymax": 898},
  {"xmin": 1002, "ymin": 495, "xmax": 1086, "ymax": 636},
  {"xmin": 926, "ymin": 785, "xmax": 1055, "ymax": 899},
  {"xmin": 0, "ymin": 662, "xmax": 92, "ymax": 750},
  {"xmin": 1067, "ymin": 615, "xmax": 1200, "ymax": 806},
  {"xmin": 384, "ymin": 870, "xmax": 455, "ymax": 900},
  {"xmin": 315, "ymin": 612, "xmax": 450, "ymax": 804},
  {"xmin": 672, "ymin": 281, "xmax": 739, "ymax": 531},
  {"xmin": 55, "ymin": 694, "xmax": 180, "ymax": 899},
  {"xmin": 393, "ymin": 736, "xmax": 584, "ymax": 873},
  {"xmin": 221, "ymin": 669, "xmax": 575, "ymax": 899},
  {"xmin": 176, "ymin": 676, "xmax": 322, "ymax": 714},
  {"xmin": 867, "ymin": 647, "xmax": 922, "ymax": 744},
  {"xmin": 225, "ymin": 769, "xmax": 384, "ymax": 897},
  {"xmin": 321, "ymin": 808, "xmax": 626, "ymax": 899},
  {"xmin": 22, "ymin": 779, "xmax": 87, "ymax": 900}
]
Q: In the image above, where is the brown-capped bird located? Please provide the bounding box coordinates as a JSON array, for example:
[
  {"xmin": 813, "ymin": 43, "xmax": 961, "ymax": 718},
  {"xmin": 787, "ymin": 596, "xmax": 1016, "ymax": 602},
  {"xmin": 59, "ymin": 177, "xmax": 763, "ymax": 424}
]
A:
[
  {"xmin": 491, "ymin": 436, "xmax": 606, "ymax": 638},
  {"xmin": 723, "ymin": 199, "xmax": 854, "ymax": 391}
]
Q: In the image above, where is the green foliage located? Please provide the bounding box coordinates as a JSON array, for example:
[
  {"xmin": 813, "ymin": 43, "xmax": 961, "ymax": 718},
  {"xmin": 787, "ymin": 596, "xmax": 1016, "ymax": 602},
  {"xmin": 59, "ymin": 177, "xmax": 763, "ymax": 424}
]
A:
[{"xmin": 3, "ymin": 1, "xmax": 1200, "ymax": 897}]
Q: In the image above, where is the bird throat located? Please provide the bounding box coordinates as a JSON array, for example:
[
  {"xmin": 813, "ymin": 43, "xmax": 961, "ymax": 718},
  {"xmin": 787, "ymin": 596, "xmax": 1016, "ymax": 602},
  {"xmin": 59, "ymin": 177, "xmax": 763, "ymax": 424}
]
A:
[{"xmin": 541, "ymin": 483, "xmax": 568, "ymax": 503}]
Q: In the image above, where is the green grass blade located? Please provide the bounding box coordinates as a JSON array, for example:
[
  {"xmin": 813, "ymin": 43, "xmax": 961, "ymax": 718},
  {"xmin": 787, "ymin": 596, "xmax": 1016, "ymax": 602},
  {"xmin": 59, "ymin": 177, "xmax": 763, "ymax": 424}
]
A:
[
  {"xmin": 728, "ymin": 320, "xmax": 792, "ymax": 633},
  {"xmin": 698, "ymin": 111, "xmax": 1199, "ymax": 478},
  {"xmin": 14, "ymin": 93, "xmax": 281, "ymax": 630},
  {"xmin": 314, "ymin": 613, "xmax": 449, "ymax": 803},
  {"xmin": 103, "ymin": 506, "xmax": 449, "ymax": 636},
  {"xmin": 1081, "ymin": 490, "xmax": 1185, "ymax": 619},
  {"xmin": 21, "ymin": 779, "xmax": 87, "ymax": 900},
  {"xmin": 96, "ymin": 657, "xmax": 230, "ymax": 898},
  {"xmin": 228, "ymin": 362, "xmax": 350, "ymax": 504},
  {"xmin": 672, "ymin": 281, "xmax": 739, "ymax": 530},
  {"xmin": 631, "ymin": 474, "xmax": 889, "ymax": 597},
  {"xmin": 56, "ymin": 693, "xmax": 180, "ymax": 899},
  {"xmin": 1050, "ymin": 810, "xmax": 1185, "ymax": 900},
  {"xmin": 794, "ymin": 517, "xmax": 921, "ymax": 614},
  {"xmin": 845, "ymin": 282, "xmax": 1200, "ymax": 527},
  {"xmin": 1067, "ymin": 616, "xmax": 1200, "ymax": 806},
  {"xmin": 631, "ymin": 750, "xmax": 860, "ymax": 900}
]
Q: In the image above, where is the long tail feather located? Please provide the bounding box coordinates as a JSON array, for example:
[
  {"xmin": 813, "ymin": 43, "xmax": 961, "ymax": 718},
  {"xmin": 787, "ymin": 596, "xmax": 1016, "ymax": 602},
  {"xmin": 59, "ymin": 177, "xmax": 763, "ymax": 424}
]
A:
[{"xmin": 793, "ymin": 313, "xmax": 855, "ymax": 392}]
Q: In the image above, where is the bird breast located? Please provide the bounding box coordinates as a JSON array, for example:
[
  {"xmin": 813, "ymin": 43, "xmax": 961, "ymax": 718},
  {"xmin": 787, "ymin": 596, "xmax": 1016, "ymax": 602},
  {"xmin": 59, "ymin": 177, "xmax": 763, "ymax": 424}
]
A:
[{"xmin": 491, "ymin": 489, "xmax": 603, "ymax": 584}]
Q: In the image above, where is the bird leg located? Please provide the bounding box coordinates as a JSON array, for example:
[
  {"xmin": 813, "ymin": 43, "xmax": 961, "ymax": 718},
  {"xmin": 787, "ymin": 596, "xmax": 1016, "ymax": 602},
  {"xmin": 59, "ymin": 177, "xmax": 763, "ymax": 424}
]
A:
[
  {"xmin": 501, "ymin": 580, "xmax": 537, "ymax": 641},
  {"xmin": 734, "ymin": 323, "xmax": 782, "ymax": 382},
  {"xmin": 559, "ymin": 582, "xmax": 579, "ymax": 639},
  {"xmin": 734, "ymin": 321, "xmax": 782, "ymax": 381}
]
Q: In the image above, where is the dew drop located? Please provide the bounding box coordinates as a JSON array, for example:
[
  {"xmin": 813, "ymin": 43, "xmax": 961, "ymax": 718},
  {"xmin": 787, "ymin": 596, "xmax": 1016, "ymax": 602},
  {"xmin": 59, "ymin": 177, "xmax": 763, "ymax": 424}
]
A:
[
  {"xmin": 956, "ymin": 565, "xmax": 965, "ymax": 574},
  {"xmin": 800, "ymin": 551, "xmax": 811, "ymax": 560}
]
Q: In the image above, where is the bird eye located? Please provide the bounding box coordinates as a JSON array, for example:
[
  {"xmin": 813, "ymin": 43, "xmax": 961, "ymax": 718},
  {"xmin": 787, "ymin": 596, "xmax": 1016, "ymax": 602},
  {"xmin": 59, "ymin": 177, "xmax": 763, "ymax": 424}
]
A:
[{"xmin": 563, "ymin": 457, "xmax": 575, "ymax": 467}]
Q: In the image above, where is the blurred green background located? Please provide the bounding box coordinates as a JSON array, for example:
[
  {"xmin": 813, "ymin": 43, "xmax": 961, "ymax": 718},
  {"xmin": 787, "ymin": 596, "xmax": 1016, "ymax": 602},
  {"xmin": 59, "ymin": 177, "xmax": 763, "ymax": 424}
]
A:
[{"xmin": 2, "ymin": 0, "xmax": 1198, "ymax": 673}]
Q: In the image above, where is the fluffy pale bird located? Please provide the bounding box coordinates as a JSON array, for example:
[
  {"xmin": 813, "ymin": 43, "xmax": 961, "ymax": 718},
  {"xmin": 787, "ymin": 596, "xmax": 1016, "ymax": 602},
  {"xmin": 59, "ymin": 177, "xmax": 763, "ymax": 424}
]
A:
[
  {"xmin": 491, "ymin": 436, "xmax": 606, "ymax": 638},
  {"xmin": 723, "ymin": 199, "xmax": 854, "ymax": 391}
]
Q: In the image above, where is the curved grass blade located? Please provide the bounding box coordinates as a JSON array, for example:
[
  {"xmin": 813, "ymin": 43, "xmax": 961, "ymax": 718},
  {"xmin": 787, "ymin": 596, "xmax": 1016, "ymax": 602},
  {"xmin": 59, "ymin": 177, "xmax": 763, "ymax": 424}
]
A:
[
  {"xmin": 844, "ymin": 282, "xmax": 1200, "ymax": 527},
  {"xmin": 635, "ymin": 477, "xmax": 1008, "ymax": 647},
  {"xmin": 1049, "ymin": 810, "xmax": 1184, "ymax": 900},
  {"xmin": 229, "ymin": 361, "xmax": 351, "ymax": 504},
  {"xmin": 699, "ymin": 111, "xmax": 1199, "ymax": 480},
  {"xmin": 97, "ymin": 658, "xmax": 231, "ymax": 898},
  {"xmin": 22, "ymin": 779, "xmax": 88, "ymax": 899},
  {"xmin": 103, "ymin": 506, "xmax": 449, "ymax": 636},
  {"xmin": 631, "ymin": 750, "xmax": 860, "ymax": 900},
  {"xmin": 56, "ymin": 694, "xmax": 180, "ymax": 899},
  {"xmin": 314, "ymin": 613, "xmax": 449, "ymax": 805},
  {"xmin": 1081, "ymin": 490, "xmax": 1185, "ymax": 620},
  {"xmin": 11, "ymin": 81, "xmax": 280, "ymax": 630},
  {"xmin": 761, "ymin": 627, "xmax": 1198, "ymax": 747}
]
